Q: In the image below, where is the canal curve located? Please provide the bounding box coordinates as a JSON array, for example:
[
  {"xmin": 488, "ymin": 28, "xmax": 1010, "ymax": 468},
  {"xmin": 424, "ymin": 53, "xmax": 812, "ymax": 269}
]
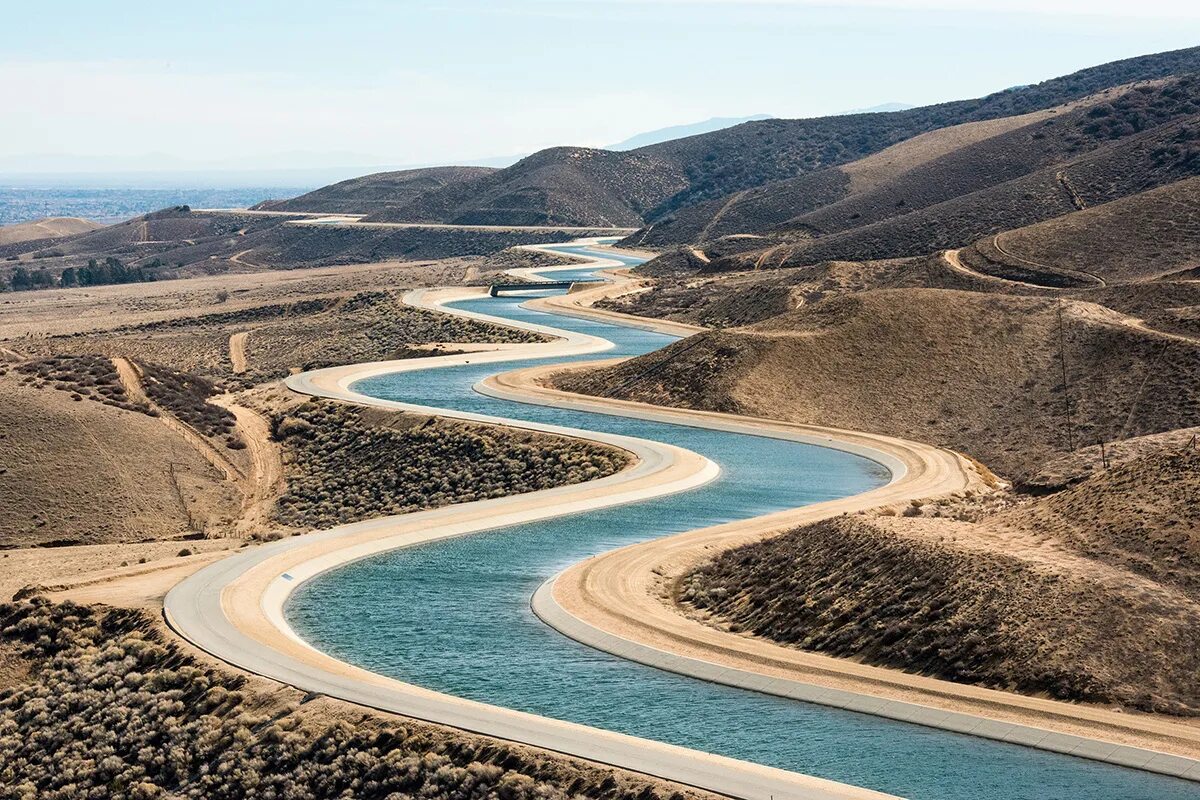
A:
[{"xmin": 280, "ymin": 242, "xmax": 1199, "ymax": 800}]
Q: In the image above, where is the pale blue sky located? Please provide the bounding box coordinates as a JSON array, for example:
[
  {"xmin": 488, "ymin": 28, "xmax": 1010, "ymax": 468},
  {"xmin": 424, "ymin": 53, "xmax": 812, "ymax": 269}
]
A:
[{"xmin": 4, "ymin": 0, "xmax": 1199, "ymax": 173}]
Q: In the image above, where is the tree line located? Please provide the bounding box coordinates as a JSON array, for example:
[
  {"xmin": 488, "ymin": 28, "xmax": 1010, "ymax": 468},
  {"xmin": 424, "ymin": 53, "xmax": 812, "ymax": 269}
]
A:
[{"xmin": 2, "ymin": 256, "xmax": 162, "ymax": 291}]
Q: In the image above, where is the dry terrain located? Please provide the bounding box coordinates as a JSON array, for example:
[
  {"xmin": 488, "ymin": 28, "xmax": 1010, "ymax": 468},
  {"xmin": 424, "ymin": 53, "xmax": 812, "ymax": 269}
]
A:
[
  {"xmin": 0, "ymin": 598, "xmax": 712, "ymax": 800},
  {"xmin": 958, "ymin": 176, "xmax": 1200, "ymax": 285},
  {"xmin": 0, "ymin": 365, "xmax": 241, "ymax": 549},
  {"xmin": 266, "ymin": 395, "xmax": 629, "ymax": 530},
  {"xmin": 0, "ymin": 216, "xmax": 101, "ymax": 246},
  {"xmin": 558, "ymin": 287, "xmax": 1200, "ymax": 483},
  {"xmin": 0, "ymin": 206, "xmax": 603, "ymax": 291},
  {"xmin": 2, "ymin": 257, "xmax": 542, "ymax": 383},
  {"xmin": 0, "ymin": 254, "xmax": 585, "ymax": 595},
  {"xmin": 681, "ymin": 441, "xmax": 1200, "ymax": 716},
  {"xmin": 652, "ymin": 73, "xmax": 1200, "ymax": 277}
]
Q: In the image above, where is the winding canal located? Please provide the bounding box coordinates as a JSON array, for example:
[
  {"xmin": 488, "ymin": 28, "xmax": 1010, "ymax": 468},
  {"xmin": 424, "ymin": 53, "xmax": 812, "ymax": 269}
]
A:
[{"xmin": 286, "ymin": 243, "xmax": 1198, "ymax": 800}]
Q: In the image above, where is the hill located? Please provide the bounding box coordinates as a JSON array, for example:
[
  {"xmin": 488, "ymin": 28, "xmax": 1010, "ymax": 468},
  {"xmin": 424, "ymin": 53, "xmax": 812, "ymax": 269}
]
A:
[
  {"xmin": 634, "ymin": 44, "xmax": 1200, "ymax": 224},
  {"xmin": 253, "ymin": 166, "xmax": 495, "ymax": 214},
  {"xmin": 554, "ymin": 288, "xmax": 1200, "ymax": 482},
  {"xmin": 0, "ymin": 217, "xmax": 102, "ymax": 246},
  {"xmin": 1, "ymin": 207, "xmax": 599, "ymax": 291},
  {"xmin": 265, "ymin": 45, "xmax": 1200, "ymax": 231},
  {"xmin": 363, "ymin": 147, "xmax": 688, "ymax": 227},
  {"xmin": 680, "ymin": 442, "xmax": 1200, "ymax": 715},
  {"xmin": 957, "ymin": 175, "xmax": 1200, "ymax": 285},
  {"xmin": 0, "ymin": 363, "xmax": 239, "ymax": 547},
  {"xmin": 690, "ymin": 73, "xmax": 1200, "ymax": 271}
]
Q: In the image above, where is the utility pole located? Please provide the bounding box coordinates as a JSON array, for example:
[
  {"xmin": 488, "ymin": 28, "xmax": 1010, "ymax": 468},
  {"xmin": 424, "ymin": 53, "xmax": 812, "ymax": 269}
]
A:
[{"xmin": 1057, "ymin": 300, "xmax": 1075, "ymax": 451}]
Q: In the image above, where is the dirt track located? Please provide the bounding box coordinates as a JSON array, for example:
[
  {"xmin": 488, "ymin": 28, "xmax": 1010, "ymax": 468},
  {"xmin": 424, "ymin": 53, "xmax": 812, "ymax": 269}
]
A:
[{"xmin": 228, "ymin": 331, "xmax": 251, "ymax": 373}]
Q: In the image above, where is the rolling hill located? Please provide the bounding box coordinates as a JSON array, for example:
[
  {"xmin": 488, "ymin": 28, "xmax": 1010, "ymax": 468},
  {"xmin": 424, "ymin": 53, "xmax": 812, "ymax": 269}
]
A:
[
  {"xmin": 0, "ymin": 217, "xmax": 102, "ymax": 246},
  {"xmin": 252, "ymin": 166, "xmax": 495, "ymax": 214},
  {"xmin": 680, "ymin": 442, "xmax": 1200, "ymax": 715},
  {"xmin": 260, "ymin": 45, "xmax": 1200, "ymax": 230},
  {"xmin": 554, "ymin": 288, "xmax": 1200, "ymax": 483},
  {"xmin": 363, "ymin": 147, "xmax": 688, "ymax": 227},
  {"xmin": 681, "ymin": 74, "xmax": 1200, "ymax": 273},
  {"xmin": 957, "ymin": 175, "xmax": 1200, "ymax": 285}
]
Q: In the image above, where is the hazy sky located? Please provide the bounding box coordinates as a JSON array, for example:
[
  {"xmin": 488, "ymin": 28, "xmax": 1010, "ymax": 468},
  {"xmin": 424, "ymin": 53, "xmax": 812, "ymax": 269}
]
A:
[{"xmin": 4, "ymin": 0, "xmax": 1199, "ymax": 173}]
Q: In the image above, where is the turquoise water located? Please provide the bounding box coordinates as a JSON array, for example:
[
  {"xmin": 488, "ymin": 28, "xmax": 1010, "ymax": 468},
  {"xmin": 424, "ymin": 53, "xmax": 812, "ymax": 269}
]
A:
[{"xmin": 288, "ymin": 244, "xmax": 1199, "ymax": 800}]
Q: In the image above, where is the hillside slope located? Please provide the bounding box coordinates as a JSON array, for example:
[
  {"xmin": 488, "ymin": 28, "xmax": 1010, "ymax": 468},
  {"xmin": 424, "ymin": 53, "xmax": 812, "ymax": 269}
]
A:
[
  {"xmin": 635, "ymin": 100, "xmax": 1096, "ymax": 246},
  {"xmin": 254, "ymin": 166, "xmax": 495, "ymax": 214},
  {"xmin": 636, "ymin": 45, "xmax": 1200, "ymax": 221},
  {"xmin": 680, "ymin": 444, "xmax": 1200, "ymax": 715},
  {"xmin": 958, "ymin": 175, "xmax": 1200, "ymax": 285},
  {"xmin": 702, "ymin": 75, "xmax": 1200, "ymax": 270},
  {"xmin": 365, "ymin": 147, "xmax": 688, "ymax": 227},
  {"xmin": 0, "ymin": 366, "xmax": 239, "ymax": 546},
  {"xmin": 0, "ymin": 217, "xmax": 102, "ymax": 246},
  {"xmin": 554, "ymin": 288, "xmax": 1200, "ymax": 482}
]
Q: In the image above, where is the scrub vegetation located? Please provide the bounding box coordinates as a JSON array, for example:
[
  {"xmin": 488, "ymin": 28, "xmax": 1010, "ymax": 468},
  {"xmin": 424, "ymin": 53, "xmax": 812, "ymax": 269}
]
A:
[
  {"xmin": 679, "ymin": 445, "xmax": 1200, "ymax": 715},
  {"xmin": 138, "ymin": 362, "xmax": 241, "ymax": 446},
  {"xmin": 22, "ymin": 290, "xmax": 544, "ymax": 383},
  {"xmin": 9, "ymin": 355, "xmax": 148, "ymax": 414},
  {"xmin": 0, "ymin": 598, "xmax": 708, "ymax": 800},
  {"xmin": 271, "ymin": 401, "xmax": 629, "ymax": 529}
]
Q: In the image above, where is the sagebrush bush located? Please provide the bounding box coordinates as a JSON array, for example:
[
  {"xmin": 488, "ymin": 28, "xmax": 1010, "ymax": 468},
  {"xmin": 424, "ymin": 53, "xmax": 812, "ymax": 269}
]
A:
[
  {"xmin": 0, "ymin": 598, "xmax": 699, "ymax": 800},
  {"xmin": 272, "ymin": 402, "xmax": 628, "ymax": 528},
  {"xmin": 14, "ymin": 355, "xmax": 148, "ymax": 414},
  {"xmin": 138, "ymin": 361, "xmax": 240, "ymax": 443}
]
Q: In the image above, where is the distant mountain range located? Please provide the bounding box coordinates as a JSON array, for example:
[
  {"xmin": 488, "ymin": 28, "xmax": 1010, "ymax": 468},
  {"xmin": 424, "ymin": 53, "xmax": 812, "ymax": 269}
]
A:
[
  {"xmin": 838, "ymin": 102, "xmax": 915, "ymax": 114},
  {"xmin": 606, "ymin": 115, "xmax": 774, "ymax": 150}
]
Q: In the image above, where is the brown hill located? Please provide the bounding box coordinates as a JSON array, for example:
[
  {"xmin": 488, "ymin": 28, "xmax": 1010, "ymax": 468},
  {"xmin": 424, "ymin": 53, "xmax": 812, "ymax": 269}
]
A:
[
  {"xmin": 3, "ymin": 208, "xmax": 593, "ymax": 290},
  {"xmin": 0, "ymin": 366, "xmax": 238, "ymax": 547},
  {"xmin": 680, "ymin": 443, "xmax": 1200, "ymax": 715},
  {"xmin": 554, "ymin": 288, "xmax": 1200, "ymax": 482},
  {"xmin": 0, "ymin": 217, "xmax": 102, "ymax": 246},
  {"xmin": 268, "ymin": 46, "xmax": 1200, "ymax": 231},
  {"xmin": 253, "ymin": 166, "xmax": 495, "ymax": 214},
  {"xmin": 958, "ymin": 176, "xmax": 1200, "ymax": 285},
  {"xmin": 637, "ymin": 45, "xmax": 1200, "ymax": 221},
  {"xmin": 778, "ymin": 77, "xmax": 1199, "ymax": 239},
  {"xmin": 1001, "ymin": 445, "xmax": 1200, "ymax": 594},
  {"xmin": 636, "ymin": 102, "xmax": 1088, "ymax": 246},
  {"xmin": 364, "ymin": 147, "xmax": 688, "ymax": 227},
  {"xmin": 702, "ymin": 76, "xmax": 1200, "ymax": 271}
]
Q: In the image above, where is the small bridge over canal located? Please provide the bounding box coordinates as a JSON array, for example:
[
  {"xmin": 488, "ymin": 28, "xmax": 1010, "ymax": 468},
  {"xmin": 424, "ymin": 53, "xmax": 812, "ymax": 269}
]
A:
[{"xmin": 489, "ymin": 280, "xmax": 599, "ymax": 297}]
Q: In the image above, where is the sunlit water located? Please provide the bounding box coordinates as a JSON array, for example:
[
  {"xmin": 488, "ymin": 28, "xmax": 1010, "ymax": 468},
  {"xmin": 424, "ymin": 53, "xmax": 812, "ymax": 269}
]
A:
[{"xmin": 289, "ymin": 245, "xmax": 1199, "ymax": 800}]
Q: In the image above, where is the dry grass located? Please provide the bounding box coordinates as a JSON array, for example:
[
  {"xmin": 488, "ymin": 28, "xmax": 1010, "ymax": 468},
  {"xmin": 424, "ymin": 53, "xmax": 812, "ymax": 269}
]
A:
[
  {"xmin": 0, "ymin": 257, "xmax": 470, "ymax": 343},
  {"xmin": 962, "ymin": 176, "xmax": 1200, "ymax": 285},
  {"xmin": 0, "ymin": 372, "xmax": 239, "ymax": 548},
  {"xmin": 0, "ymin": 217, "xmax": 101, "ymax": 246}
]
